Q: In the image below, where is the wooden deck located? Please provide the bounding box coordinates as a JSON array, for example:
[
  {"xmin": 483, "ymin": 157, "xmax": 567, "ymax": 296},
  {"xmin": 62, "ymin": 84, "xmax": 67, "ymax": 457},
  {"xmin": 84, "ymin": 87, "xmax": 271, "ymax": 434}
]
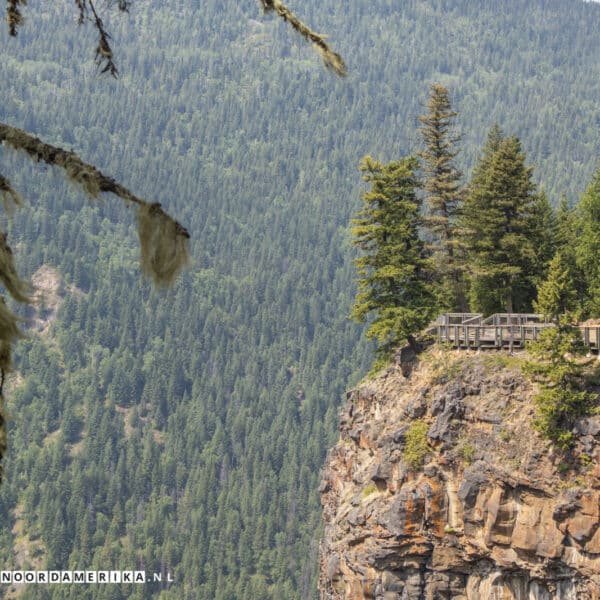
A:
[{"xmin": 429, "ymin": 313, "xmax": 600, "ymax": 352}]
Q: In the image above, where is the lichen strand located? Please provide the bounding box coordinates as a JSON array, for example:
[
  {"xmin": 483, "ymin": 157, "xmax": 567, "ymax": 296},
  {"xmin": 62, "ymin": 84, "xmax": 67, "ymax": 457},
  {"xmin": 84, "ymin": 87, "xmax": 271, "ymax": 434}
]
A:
[
  {"xmin": 259, "ymin": 0, "xmax": 346, "ymax": 76},
  {"xmin": 137, "ymin": 203, "xmax": 190, "ymax": 287},
  {"xmin": 0, "ymin": 233, "xmax": 32, "ymax": 305},
  {"xmin": 6, "ymin": 0, "xmax": 27, "ymax": 36},
  {"xmin": 0, "ymin": 123, "xmax": 190, "ymax": 286},
  {"xmin": 0, "ymin": 174, "xmax": 22, "ymax": 213}
]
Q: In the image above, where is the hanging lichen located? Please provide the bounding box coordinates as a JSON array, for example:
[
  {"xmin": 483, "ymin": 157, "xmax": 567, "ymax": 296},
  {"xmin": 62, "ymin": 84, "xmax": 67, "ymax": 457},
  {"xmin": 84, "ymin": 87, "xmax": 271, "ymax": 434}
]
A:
[
  {"xmin": 0, "ymin": 174, "xmax": 21, "ymax": 213},
  {"xmin": 0, "ymin": 390, "xmax": 6, "ymax": 483},
  {"xmin": 0, "ymin": 297, "xmax": 23, "ymax": 370},
  {"xmin": 0, "ymin": 233, "xmax": 32, "ymax": 305},
  {"xmin": 259, "ymin": 0, "xmax": 346, "ymax": 76},
  {"xmin": 0, "ymin": 123, "xmax": 190, "ymax": 285},
  {"xmin": 6, "ymin": 0, "xmax": 26, "ymax": 36},
  {"xmin": 137, "ymin": 203, "xmax": 190, "ymax": 287},
  {"xmin": 0, "ymin": 340, "xmax": 11, "ymax": 373},
  {"xmin": 7, "ymin": 1, "xmax": 345, "ymax": 77}
]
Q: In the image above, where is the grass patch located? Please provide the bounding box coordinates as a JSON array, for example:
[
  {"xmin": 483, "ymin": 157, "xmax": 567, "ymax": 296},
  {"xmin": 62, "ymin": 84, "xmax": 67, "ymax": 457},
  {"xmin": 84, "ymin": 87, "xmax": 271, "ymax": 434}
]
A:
[
  {"xmin": 457, "ymin": 441, "xmax": 475, "ymax": 465},
  {"xmin": 481, "ymin": 352, "xmax": 524, "ymax": 371},
  {"xmin": 403, "ymin": 419, "xmax": 430, "ymax": 469},
  {"xmin": 362, "ymin": 484, "xmax": 378, "ymax": 498}
]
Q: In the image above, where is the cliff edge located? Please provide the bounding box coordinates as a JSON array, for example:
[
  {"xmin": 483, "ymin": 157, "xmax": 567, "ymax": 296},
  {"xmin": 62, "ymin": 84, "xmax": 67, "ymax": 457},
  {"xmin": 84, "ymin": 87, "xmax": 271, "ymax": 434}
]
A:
[{"xmin": 319, "ymin": 346, "xmax": 600, "ymax": 599}]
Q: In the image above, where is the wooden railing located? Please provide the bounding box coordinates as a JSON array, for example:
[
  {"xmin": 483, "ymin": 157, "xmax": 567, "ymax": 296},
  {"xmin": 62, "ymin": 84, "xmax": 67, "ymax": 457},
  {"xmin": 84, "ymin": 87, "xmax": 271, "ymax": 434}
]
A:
[{"xmin": 429, "ymin": 313, "xmax": 600, "ymax": 352}]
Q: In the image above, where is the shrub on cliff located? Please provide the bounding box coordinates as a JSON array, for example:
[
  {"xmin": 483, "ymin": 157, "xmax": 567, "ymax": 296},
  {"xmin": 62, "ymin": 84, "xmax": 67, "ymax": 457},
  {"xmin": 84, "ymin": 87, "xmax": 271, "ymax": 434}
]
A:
[
  {"xmin": 403, "ymin": 419, "xmax": 430, "ymax": 469},
  {"xmin": 525, "ymin": 323, "xmax": 592, "ymax": 449}
]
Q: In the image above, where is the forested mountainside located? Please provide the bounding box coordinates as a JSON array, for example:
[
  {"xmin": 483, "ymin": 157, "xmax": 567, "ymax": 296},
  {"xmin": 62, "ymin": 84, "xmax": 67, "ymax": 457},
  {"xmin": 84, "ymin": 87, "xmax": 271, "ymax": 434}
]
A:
[{"xmin": 1, "ymin": 1, "xmax": 600, "ymax": 598}]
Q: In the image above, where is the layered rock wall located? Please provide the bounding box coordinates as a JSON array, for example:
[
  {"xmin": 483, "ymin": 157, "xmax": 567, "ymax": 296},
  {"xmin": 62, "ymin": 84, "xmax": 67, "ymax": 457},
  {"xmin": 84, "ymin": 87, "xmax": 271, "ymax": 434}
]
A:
[{"xmin": 319, "ymin": 349, "xmax": 600, "ymax": 599}]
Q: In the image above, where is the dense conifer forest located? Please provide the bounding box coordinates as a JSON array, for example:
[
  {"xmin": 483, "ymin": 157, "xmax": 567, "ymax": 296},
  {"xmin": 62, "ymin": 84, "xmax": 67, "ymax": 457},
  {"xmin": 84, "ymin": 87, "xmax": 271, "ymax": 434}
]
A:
[{"xmin": 2, "ymin": 1, "xmax": 600, "ymax": 598}]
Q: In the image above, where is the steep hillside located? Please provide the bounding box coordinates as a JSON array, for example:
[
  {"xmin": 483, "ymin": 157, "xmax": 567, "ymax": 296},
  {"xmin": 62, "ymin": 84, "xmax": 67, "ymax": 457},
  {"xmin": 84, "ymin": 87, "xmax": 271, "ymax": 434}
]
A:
[
  {"xmin": 2, "ymin": 1, "xmax": 600, "ymax": 598},
  {"xmin": 319, "ymin": 347, "xmax": 600, "ymax": 599}
]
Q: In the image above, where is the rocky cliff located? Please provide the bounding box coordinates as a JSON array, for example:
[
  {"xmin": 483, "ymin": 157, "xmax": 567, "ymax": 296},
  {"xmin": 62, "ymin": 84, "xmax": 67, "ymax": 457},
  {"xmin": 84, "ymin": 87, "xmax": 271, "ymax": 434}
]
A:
[{"xmin": 319, "ymin": 346, "xmax": 600, "ymax": 599}]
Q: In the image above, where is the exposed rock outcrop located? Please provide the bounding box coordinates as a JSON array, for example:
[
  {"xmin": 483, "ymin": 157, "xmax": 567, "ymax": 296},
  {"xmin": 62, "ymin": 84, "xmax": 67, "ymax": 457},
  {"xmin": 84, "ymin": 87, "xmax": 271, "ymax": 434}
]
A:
[{"xmin": 319, "ymin": 347, "xmax": 600, "ymax": 599}]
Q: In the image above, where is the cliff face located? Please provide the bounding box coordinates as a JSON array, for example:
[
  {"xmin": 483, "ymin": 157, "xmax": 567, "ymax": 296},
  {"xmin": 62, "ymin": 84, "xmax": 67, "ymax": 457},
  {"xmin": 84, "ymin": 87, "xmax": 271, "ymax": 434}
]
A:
[{"xmin": 319, "ymin": 347, "xmax": 600, "ymax": 599}]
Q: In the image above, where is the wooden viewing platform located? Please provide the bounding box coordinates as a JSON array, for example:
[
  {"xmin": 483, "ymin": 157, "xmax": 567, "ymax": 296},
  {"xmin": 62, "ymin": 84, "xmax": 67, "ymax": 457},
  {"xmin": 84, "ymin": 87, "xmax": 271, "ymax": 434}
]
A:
[{"xmin": 428, "ymin": 313, "xmax": 600, "ymax": 352}]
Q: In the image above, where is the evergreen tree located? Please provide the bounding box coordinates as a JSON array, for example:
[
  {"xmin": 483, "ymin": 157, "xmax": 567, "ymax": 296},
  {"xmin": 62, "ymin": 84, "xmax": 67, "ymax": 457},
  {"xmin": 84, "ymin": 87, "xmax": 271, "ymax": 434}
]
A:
[
  {"xmin": 534, "ymin": 252, "xmax": 578, "ymax": 318},
  {"xmin": 461, "ymin": 136, "xmax": 544, "ymax": 314},
  {"xmin": 351, "ymin": 156, "xmax": 435, "ymax": 359},
  {"xmin": 556, "ymin": 195, "xmax": 578, "ymax": 251},
  {"xmin": 555, "ymin": 195, "xmax": 586, "ymax": 311},
  {"xmin": 576, "ymin": 163, "xmax": 600, "ymax": 316},
  {"xmin": 525, "ymin": 323, "xmax": 591, "ymax": 449},
  {"xmin": 418, "ymin": 84, "xmax": 464, "ymax": 310},
  {"xmin": 527, "ymin": 201, "xmax": 588, "ymax": 452},
  {"xmin": 529, "ymin": 190, "xmax": 558, "ymax": 285}
]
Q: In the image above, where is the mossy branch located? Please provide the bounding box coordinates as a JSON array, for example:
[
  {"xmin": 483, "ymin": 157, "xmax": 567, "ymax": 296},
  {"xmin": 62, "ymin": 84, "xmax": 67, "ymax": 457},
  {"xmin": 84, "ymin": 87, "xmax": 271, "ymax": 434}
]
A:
[
  {"xmin": 259, "ymin": 0, "xmax": 346, "ymax": 76},
  {"xmin": 6, "ymin": 1, "xmax": 346, "ymax": 76},
  {"xmin": 6, "ymin": 0, "xmax": 26, "ymax": 36},
  {"xmin": 0, "ymin": 174, "xmax": 22, "ymax": 213},
  {"xmin": 0, "ymin": 123, "xmax": 190, "ymax": 286}
]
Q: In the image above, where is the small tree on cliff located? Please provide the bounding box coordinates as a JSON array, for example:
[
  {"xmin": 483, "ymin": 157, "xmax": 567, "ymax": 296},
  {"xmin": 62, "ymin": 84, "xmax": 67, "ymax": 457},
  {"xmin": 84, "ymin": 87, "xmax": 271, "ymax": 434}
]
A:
[
  {"xmin": 525, "ymin": 324, "xmax": 591, "ymax": 449},
  {"xmin": 351, "ymin": 156, "xmax": 435, "ymax": 361},
  {"xmin": 527, "ymin": 260, "xmax": 590, "ymax": 450},
  {"xmin": 533, "ymin": 252, "xmax": 578, "ymax": 318}
]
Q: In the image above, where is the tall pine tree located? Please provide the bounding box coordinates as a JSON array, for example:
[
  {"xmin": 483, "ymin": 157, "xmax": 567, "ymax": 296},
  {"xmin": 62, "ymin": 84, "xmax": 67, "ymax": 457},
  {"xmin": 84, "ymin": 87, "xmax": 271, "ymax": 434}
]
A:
[
  {"xmin": 352, "ymin": 156, "xmax": 435, "ymax": 359},
  {"xmin": 418, "ymin": 84, "xmax": 464, "ymax": 311},
  {"xmin": 576, "ymin": 163, "xmax": 600, "ymax": 316},
  {"xmin": 461, "ymin": 136, "xmax": 545, "ymax": 313}
]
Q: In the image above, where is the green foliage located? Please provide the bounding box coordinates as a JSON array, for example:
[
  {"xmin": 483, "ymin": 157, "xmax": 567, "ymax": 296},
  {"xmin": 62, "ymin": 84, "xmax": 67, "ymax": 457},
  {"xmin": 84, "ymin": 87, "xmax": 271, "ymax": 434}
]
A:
[
  {"xmin": 362, "ymin": 483, "xmax": 377, "ymax": 498},
  {"xmin": 576, "ymin": 163, "xmax": 600, "ymax": 316},
  {"xmin": 458, "ymin": 441, "xmax": 475, "ymax": 465},
  {"xmin": 418, "ymin": 84, "xmax": 464, "ymax": 311},
  {"xmin": 533, "ymin": 252, "xmax": 578, "ymax": 319},
  {"xmin": 352, "ymin": 155, "xmax": 436, "ymax": 357},
  {"xmin": 462, "ymin": 135, "xmax": 551, "ymax": 313},
  {"xmin": 525, "ymin": 326, "xmax": 592, "ymax": 449},
  {"xmin": 403, "ymin": 420, "xmax": 430, "ymax": 469}
]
